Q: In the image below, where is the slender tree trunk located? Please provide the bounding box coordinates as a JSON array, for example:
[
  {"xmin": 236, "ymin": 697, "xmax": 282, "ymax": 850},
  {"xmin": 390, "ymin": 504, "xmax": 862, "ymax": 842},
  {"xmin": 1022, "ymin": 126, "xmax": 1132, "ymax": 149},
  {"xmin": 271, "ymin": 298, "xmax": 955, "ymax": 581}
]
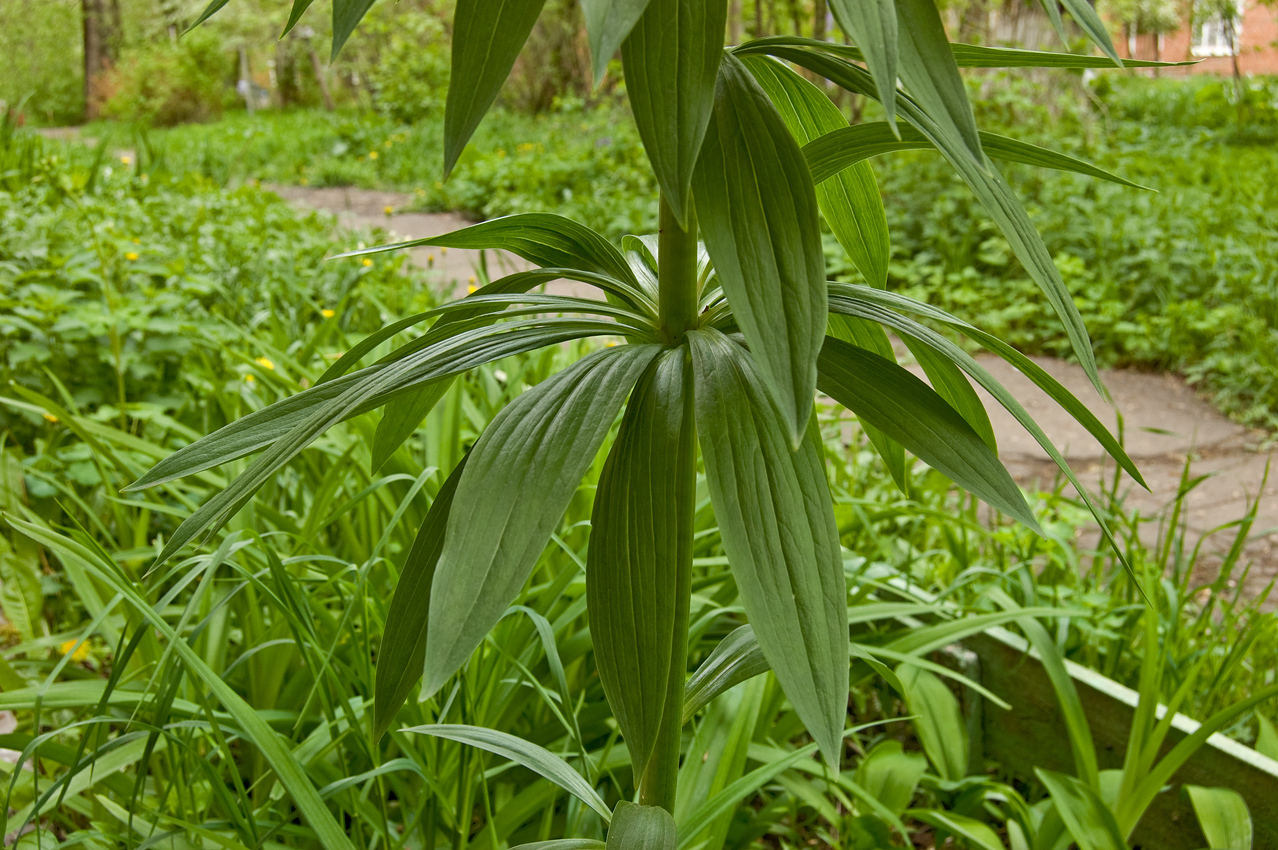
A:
[
  {"xmin": 754, "ymin": 0, "xmax": 764, "ymax": 37},
  {"xmin": 239, "ymin": 47, "xmax": 255, "ymax": 115},
  {"xmin": 310, "ymin": 49, "xmax": 335, "ymax": 111},
  {"xmin": 728, "ymin": 0, "xmax": 742, "ymax": 45},
  {"xmin": 82, "ymin": 0, "xmax": 116, "ymax": 120}
]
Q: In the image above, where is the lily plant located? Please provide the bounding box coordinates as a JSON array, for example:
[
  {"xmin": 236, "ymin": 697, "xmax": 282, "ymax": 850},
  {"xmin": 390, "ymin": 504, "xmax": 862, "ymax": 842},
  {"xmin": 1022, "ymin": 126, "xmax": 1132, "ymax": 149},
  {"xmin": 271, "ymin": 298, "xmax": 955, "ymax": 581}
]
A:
[{"xmin": 133, "ymin": 0, "xmax": 1176, "ymax": 845}]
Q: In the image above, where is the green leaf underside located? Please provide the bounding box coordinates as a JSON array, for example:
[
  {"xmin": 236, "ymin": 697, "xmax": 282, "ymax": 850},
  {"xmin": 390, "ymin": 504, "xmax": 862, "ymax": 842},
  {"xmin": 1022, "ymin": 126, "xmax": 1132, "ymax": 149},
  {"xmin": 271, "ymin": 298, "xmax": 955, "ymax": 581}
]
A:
[
  {"xmin": 606, "ymin": 802, "xmax": 676, "ymax": 850},
  {"xmin": 692, "ymin": 53, "xmax": 827, "ymax": 444},
  {"xmin": 903, "ymin": 336, "xmax": 997, "ymax": 451},
  {"xmin": 583, "ymin": 0, "xmax": 653, "ymax": 82},
  {"xmin": 738, "ymin": 40, "xmax": 1103, "ymax": 395},
  {"xmin": 405, "ymin": 725, "xmax": 611, "ymax": 821},
  {"xmin": 681, "ymin": 624, "xmax": 769, "ymax": 724},
  {"xmin": 817, "ymin": 336, "xmax": 1041, "ymax": 533},
  {"xmin": 689, "ymin": 329, "xmax": 847, "ymax": 767},
  {"xmin": 804, "ymin": 122, "xmax": 1148, "ymax": 189},
  {"xmin": 336, "ymin": 213, "xmax": 639, "ymax": 290},
  {"xmin": 895, "ymin": 0, "xmax": 984, "ymax": 162},
  {"xmin": 621, "ymin": 0, "xmax": 725, "ymax": 226},
  {"xmin": 826, "ymin": 314, "xmax": 909, "ymax": 495},
  {"xmin": 738, "ymin": 36, "xmax": 1184, "ymax": 69},
  {"xmin": 743, "ymin": 56, "xmax": 890, "ymax": 288},
  {"xmin": 445, "ymin": 0, "xmax": 549, "ymax": 175},
  {"xmin": 331, "ymin": 0, "xmax": 376, "ymax": 59},
  {"xmin": 372, "ymin": 380, "xmax": 454, "ymax": 472},
  {"xmin": 373, "ymin": 456, "xmax": 468, "ymax": 740},
  {"xmin": 1036, "ymin": 769, "xmax": 1127, "ymax": 850},
  {"xmin": 588, "ymin": 349, "xmax": 694, "ymax": 779},
  {"xmin": 827, "ymin": 0, "xmax": 898, "ymax": 129},
  {"xmin": 424, "ymin": 344, "xmax": 661, "ymax": 696}
]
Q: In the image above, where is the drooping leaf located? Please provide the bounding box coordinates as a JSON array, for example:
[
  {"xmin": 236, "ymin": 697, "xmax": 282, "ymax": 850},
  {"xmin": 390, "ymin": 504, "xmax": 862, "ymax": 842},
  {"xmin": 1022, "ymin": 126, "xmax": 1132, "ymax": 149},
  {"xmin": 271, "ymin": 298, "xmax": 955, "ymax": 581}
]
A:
[
  {"xmin": 692, "ymin": 54, "xmax": 827, "ymax": 444},
  {"xmin": 512, "ymin": 842, "xmax": 606, "ymax": 850},
  {"xmin": 1186, "ymin": 785, "xmax": 1252, "ymax": 850},
  {"xmin": 681, "ymin": 625, "xmax": 769, "ymax": 724},
  {"xmin": 621, "ymin": 0, "xmax": 725, "ymax": 225},
  {"xmin": 689, "ymin": 329, "xmax": 847, "ymax": 766},
  {"xmin": 743, "ymin": 55, "xmax": 890, "ymax": 287},
  {"xmin": 607, "ymin": 802, "xmax": 676, "ymax": 850},
  {"xmin": 582, "ymin": 0, "xmax": 652, "ymax": 83},
  {"xmin": 907, "ymin": 809, "xmax": 1004, "ymax": 850},
  {"xmin": 896, "ymin": 665, "xmax": 967, "ymax": 781},
  {"xmin": 373, "ymin": 457, "xmax": 467, "ymax": 741},
  {"xmin": 827, "ymin": 0, "xmax": 898, "ymax": 129},
  {"xmin": 903, "ymin": 336, "xmax": 996, "ymax": 451},
  {"xmin": 335, "ymin": 213, "xmax": 639, "ymax": 289},
  {"xmin": 853, "ymin": 741, "xmax": 926, "ymax": 816},
  {"xmin": 405, "ymin": 724, "xmax": 611, "ymax": 821},
  {"xmin": 677, "ymin": 743, "xmax": 822, "ymax": 845},
  {"xmin": 0, "ymin": 536, "xmax": 43, "ymax": 643},
  {"xmin": 826, "ymin": 314, "xmax": 909, "ymax": 495},
  {"xmin": 894, "ymin": 0, "xmax": 983, "ymax": 163},
  {"xmin": 423, "ymin": 344, "xmax": 660, "ymax": 697},
  {"xmin": 282, "ymin": 0, "xmax": 318, "ymax": 36},
  {"xmin": 1055, "ymin": 0, "xmax": 1123, "ymax": 64},
  {"xmin": 371, "ymin": 380, "xmax": 454, "ymax": 472},
  {"xmin": 588, "ymin": 349, "xmax": 695, "ymax": 780},
  {"xmin": 1256, "ymin": 715, "xmax": 1278, "ymax": 760},
  {"xmin": 1036, "ymin": 769, "xmax": 1127, "ymax": 850},
  {"xmin": 331, "ymin": 0, "xmax": 377, "ymax": 59},
  {"xmin": 803, "ymin": 122, "xmax": 1149, "ymax": 190},
  {"xmin": 816, "ymin": 337, "xmax": 1041, "ymax": 533},
  {"xmin": 445, "ymin": 0, "xmax": 548, "ymax": 175}
]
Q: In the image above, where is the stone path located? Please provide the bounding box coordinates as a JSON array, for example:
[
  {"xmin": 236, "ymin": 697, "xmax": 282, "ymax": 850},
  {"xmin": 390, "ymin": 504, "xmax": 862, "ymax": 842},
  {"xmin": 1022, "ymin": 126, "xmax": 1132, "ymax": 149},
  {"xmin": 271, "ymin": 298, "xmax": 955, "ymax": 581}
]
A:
[{"xmin": 277, "ymin": 184, "xmax": 1278, "ymax": 598}]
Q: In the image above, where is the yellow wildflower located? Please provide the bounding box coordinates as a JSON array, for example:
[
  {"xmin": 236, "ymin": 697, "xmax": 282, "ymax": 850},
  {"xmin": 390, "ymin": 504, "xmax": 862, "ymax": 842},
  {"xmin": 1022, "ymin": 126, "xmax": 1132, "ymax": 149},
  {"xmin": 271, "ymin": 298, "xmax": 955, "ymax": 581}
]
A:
[
  {"xmin": 244, "ymin": 374, "xmax": 255, "ymax": 384},
  {"xmin": 362, "ymin": 258, "xmax": 374, "ymax": 267},
  {"xmin": 43, "ymin": 413, "xmax": 58, "ymax": 423},
  {"xmin": 321, "ymin": 309, "xmax": 335, "ymax": 318},
  {"xmin": 255, "ymin": 357, "xmax": 275, "ymax": 371},
  {"xmin": 467, "ymin": 284, "xmax": 478, "ymax": 295},
  {"xmin": 384, "ymin": 140, "xmax": 393, "ymax": 148},
  {"xmin": 60, "ymin": 640, "xmax": 90, "ymax": 663},
  {"xmin": 384, "ymin": 205, "xmax": 394, "ymax": 216},
  {"xmin": 369, "ymin": 150, "xmax": 379, "ymax": 159},
  {"xmin": 440, "ymin": 246, "xmax": 448, "ymax": 255},
  {"xmin": 427, "ymin": 254, "xmax": 435, "ymax": 267},
  {"xmin": 605, "ymin": 341, "xmax": 618, "ymax": 348},
  {"xmin": 120, "ymin": 155, "xmax": 131, "ymax": 165},
  {"xmin": 125, "ymin": 252, "xmax": 139, "ymax": 261}
]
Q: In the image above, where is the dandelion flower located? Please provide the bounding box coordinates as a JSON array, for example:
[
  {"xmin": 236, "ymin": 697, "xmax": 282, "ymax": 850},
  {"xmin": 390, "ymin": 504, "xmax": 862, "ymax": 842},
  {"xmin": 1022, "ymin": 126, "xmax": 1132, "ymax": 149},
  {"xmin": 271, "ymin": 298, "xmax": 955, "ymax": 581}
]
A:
[
  {"xmin": 125, "ymin": 252, "xmax": 139, "ymax": 261},
  {"xmin": 120, "ymin": 155, "xmax": 131, "ymax": 165},
  {"xmin": 322, "ymin": 309, "xmax": 335, "ymax": 318},
  {"xmin": 369, "ymin": 151, "xmax": 379, "ymax": 159},
  {"xmin": 384, "ymin": 205, "xmax": 394, "ymax": 216},
  {"xmin": 255, "ymin": 357, "xmax": 275, "ymax": 371},
  {"xmin": 244, "ymin": 374, "xmax": 255, "ymax": 384},
  {"xmin": 467, "ymin": 284, "xmax": 478, "ymax": 295},
  {"xmin": 60, "ymin": 640, "xmax": 90, "ymax": 663},
  {"xmin": 440, "ymin": 246, "xmax": 448, "ymax": 255},
  {"xmin": 362, "ymin": 258, "xmax": 374, "ymax": 267},
  {"xmin": 43, "ymin": 413, "xmax": 58, "ymax": 424}
]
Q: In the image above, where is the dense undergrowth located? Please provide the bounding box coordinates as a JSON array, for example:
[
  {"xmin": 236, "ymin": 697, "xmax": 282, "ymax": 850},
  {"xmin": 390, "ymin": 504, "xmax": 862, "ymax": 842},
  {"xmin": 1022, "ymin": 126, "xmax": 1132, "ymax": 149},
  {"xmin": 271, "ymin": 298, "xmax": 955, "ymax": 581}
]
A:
[
  {"xmin": 101, "ymin": 72, "xmax": 1278, "ymax": 432},
  {"xmin": 2, "ymin": 117, "xmax": 1277, "ymax": 847}
]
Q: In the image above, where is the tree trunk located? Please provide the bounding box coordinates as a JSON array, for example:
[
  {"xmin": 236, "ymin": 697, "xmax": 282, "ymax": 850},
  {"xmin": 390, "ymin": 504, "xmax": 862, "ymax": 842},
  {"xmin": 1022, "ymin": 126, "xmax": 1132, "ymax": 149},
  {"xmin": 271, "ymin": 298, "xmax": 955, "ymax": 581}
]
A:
[
  {"xmin": 729, "ymin": 0, "xmax": 742, "ymax": 45},
  {"xmin": 310, "ymin": 48, "xmax": 335, "ymax": 111},
  {"xmin": 81, "ymin": 0, "xmax": 117, "ymax": 120},
  {"xmin": 754, "ymin": 0, "xmax": 764, "ymax": 37},
  {"xmin": 239, "ymin": 47, "xmax": 255, "ymax": 115}
]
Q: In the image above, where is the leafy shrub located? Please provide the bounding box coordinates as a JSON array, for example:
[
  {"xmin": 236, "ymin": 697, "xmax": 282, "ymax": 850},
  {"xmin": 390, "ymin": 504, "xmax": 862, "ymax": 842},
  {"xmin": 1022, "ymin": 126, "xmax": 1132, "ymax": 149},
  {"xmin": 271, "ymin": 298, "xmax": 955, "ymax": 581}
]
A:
[
  {"xmin": 0, "ymin": 0, "xmax": 84, "ymax": 125},
  {"xmin": 359, "ymin": 7, "xmax": 451, "ymax": 123},
  {"xmin": 102, "ymin": 30, "xmax": 236, "ymax": 126}
]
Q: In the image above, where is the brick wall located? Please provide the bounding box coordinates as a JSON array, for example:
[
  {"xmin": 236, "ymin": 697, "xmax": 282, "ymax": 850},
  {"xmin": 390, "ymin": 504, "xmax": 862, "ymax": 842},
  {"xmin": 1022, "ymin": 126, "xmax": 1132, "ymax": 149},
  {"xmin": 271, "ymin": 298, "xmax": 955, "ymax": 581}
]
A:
[{"xmin": 1112, "ymin": 2, "xmax": 1278, "ymax": 75}]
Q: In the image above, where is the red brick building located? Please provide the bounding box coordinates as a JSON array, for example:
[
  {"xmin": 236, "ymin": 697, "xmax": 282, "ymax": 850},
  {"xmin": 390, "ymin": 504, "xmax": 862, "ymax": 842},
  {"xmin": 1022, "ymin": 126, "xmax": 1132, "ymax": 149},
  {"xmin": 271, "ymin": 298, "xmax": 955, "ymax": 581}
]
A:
[{"xmin": 1114, "ymin": 1, "xmax": 1278, "ymax": 74}]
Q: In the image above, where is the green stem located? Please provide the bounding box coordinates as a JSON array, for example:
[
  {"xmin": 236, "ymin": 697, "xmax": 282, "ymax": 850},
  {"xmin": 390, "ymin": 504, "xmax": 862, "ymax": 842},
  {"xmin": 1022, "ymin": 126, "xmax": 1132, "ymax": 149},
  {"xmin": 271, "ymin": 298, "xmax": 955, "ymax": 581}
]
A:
[{"xmin": 657, "ymin": 195, "xmax": 699, "ymax": 345}]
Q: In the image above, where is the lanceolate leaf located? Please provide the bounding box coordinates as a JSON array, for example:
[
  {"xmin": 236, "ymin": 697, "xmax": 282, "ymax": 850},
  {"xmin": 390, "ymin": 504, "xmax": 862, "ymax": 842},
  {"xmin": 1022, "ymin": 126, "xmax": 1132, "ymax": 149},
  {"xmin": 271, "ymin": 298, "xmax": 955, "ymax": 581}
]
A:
[
  {"xmin": 588, "ymin": 349, "xmax": 695, "ymax": 780},
  {"xmin": 372, "ymin": 380, "xmax": 454, "ymax": 472},
  {"xmin": 423, "ymin": 344, "xmax": 661, "ymax": 697},
  {"xmin": 692, "ymin": 54, "xmax": 827, "ymax": 444},
  {"xmin": 689, "ymin": 329, "xmax": 847, "ymax": 767},
  {"xmin": 1035, "ymin": 769, "xmax": 1127, "ymax": 850},
  {"xmin": 336, "ymin": 214, "xmax": 639, "ymax": 289},
  {"xmin": 894, "ymin": 0, "xmax": 983, "ymax": 163},
  {"xmin": 373, "ymin": 457, "xmax": 467, "ymax": 741},
  {"xmin": 903, "ymin": 336, "xmax": 996, "ymax": 451},
  {"xmin": 816, "ymin": 337, "xmax": 1041, "ymax": 533},
  {"xmin": 445, "ymin": 0, "xmax": 548, "ymax": 175},
  {"xmin": 607, "ymin": 802, "xmax": 676, "ymax": 850},
  {"xmin": 331, "ymin": 0, "xmax": 377, "ymax": 59},
  {"xmin": 621, "ymin": 0, "xmax": 725, "ymax": 226},
  {"xmin": 804, "ymin": 122, "xmax": 1149, "ymax": 190},
  {"xmin": 682, "ymin": 625, "xmax": 769, "ymax": 724},
  {"xmin": 583, "ymin": 0, "xmax": 654, "ymax": 83},
  {"xmin": 1186, "ymin": 785, "xmax": 1252, "ymax": 850},
  {"xmin": 405, "ymin": 724, "xmax": 612, "ymax": 822},
  {"xmin": 826, "ymin": 314, "xmax": 909, "ymax": 495},
  {"xmin": 896, "ymin": 665, "xmax": 967, "ymax": 781},
  {"xmin": 743, "ymin": 55, "xmax": 890, "ymax": 288},
  {"xmin": 827, "ymin": 0, "xmax": 898, "ymax": 130},
  {"xmin": 1055, "ymin": 0, "xmax": 1123, "ymax": 64}
]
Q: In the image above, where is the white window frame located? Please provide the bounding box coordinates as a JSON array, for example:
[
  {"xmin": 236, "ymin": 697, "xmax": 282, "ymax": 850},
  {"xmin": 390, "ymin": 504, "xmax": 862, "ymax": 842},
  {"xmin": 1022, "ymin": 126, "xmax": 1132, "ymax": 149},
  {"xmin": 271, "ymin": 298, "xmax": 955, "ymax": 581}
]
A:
[{"xmin": 1192, "ymin": 0, "xmax": 1244, "ymax": 57}]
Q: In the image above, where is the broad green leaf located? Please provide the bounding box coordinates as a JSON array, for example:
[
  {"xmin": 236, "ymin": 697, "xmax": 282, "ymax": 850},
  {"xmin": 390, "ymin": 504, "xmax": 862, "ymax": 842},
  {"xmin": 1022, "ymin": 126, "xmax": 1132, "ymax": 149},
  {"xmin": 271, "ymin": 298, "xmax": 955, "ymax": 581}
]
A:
[
  {"xmin": 331, "ymin": 0, "xmax": 376, "ymax": 59},
  {"xmin": 743, "ymin": 55, "xmax": 889, "ymax": 287},
  {"xmin": 588, "ymin": 349, "xmax": 695, "ymax": 779},
  {"xmin": 804, "ymin": 122, "xmax": 1149, "ymax": 190},
  {"xmin": 735, "ymin": 42, "xmax": 1104, "ymax": 393},
  {"xmin": 607, "ymin": 802, "xmax": 676, "ymax": 850},
  {"xmin": 0, "ymin": 536, "xmax": 43, "ymax": 643},
  {"xmin": 424, "ymin": 344, "xmax": 660, "ymax": 696},
  {"xmin": 907, "ymin": 810, "xmax": 1004, "ymax": 850},
  {"xmin": 1036, "ymin": 769, "xmax": 1126, "ymax": 850},
  {"xmin": 681, "ymin": 625, "xmax": 769, "ymax": 724},
  {"xmin": 826, "ymin": 314, "xmax": 908, "ymax": 495},
  {"xmin": 894, "ymin": 0, "xmax": 982, "ymax": 162},
  {"xmin": 405, "ymin": 724, "xmax": 611, "ymax": 822},
  {"xmin": 827, "ymin": 0, "xmax": 898, "ymax": 129},
  {"xmin": 896, "ymin": 665, "xmax": 967, "ymax": 781},
  {"xmin": 621, "ymin": 0, "xmax": 725, "ymax": 225},
  {"xmin": 816, "ymin": 337, "xmax": 1041, "ymax": 533},
  {"xmin": 372, "ymin": 380, "xmax": 454, "ymax": 472},
  {"xmin": 445, "ymin": 0, "xmax": 548, "ymax": 175},
  {"xmin": 689, "ymin": 329, "xmax": 847, "ymax": 766},
  {"xmin": 692, "ymin": 54, "xmax": 826, "ymax": 443},
  {"xmin": 1256, "ymin": 715, "xmax": 1278, "ymax": 760},
  {"xmin": 583, "ymin": 0, "xmax": 651, "ymax": 83},
  {"xmin": 513, "ymin": 842, "xmax": 606, "ymax": 850},
  {"xmin": 1186, "ymin": 786, "xmax": 1252, "ymax": 850},
  {"xmin": 373, "ymin": 457, "xmax": 467, "ymax": 740},
  {"xmin": 853, "ymin": 741, "xmax": 926, "ymax": 815},
  {"xmin": 903, "ymin": 336, "xmax": 996, "ymax": 451},
  {"xmin": 335, "ymin": 214, "xmax": 639, "ymax": 289},
  {"xmin": 6, "ymin": 517, "xmax": 357, "ymax": 850},
  {"xmin": 129, "ymin": 318, "xmax": 607, "ymax": 491}
]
